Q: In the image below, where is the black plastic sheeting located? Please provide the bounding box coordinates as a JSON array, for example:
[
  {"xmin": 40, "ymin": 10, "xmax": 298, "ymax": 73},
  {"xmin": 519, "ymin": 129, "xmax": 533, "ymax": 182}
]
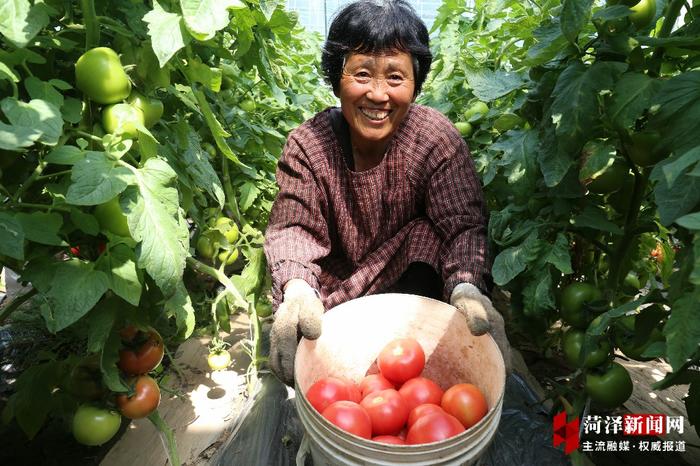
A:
[{"xmin": 216, "ymin": 373, "xmax": 569, "ymax": 466}]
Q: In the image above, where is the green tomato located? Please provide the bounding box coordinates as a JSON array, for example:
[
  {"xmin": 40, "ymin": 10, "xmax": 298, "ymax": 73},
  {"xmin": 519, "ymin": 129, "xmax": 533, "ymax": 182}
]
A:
[
  {"xmin": 622, "ymin": 271, "xmax": 641, "ymax": 295},
  {"xmin": 196, "ymin": 236, "xmax": 216, "ymax": 259},
  {"xmin": 463, "ymin": 101, "xmax": 489, "ymax": 123},
  {"xmin": 215, "ymin": 217, "xmax": 240, "ymax": 244},
  {"xmin": 607, "ymin": 174, "xmax": 635, "ymax": 214},
  {"xmin": 454, "ymin": 121, "xmax": 473, "ymax": 137},
  {"xmin": 75, "ymin": 47, "xmax": 132, "ymax": 105},
  {"xmin": 207, "ymin": 350, "xmax": 232, "ymax": 371},
  {"xmin": 493, "ymin": 113, "xmax": 524, "ymax": 132},
  {"xmin": 127, "ymin": 91, "xmax": 163, "ymax": 128},
  {"xmin": 585, "ymin": 362, "xmax": 633, "ymax": 409},
  {"xmin": 628, "ymin": 131, "xmax": 667, "ymax": 167},
  {"xmin": 95, "ymin": 196, "xmax": 131, "ymax": 238},
  {"xmin": 218, "ymin": 247, "xmax": 239, "ymax": 265},
  {"xmin": 562, "ymin": 329, "xmax": 612, "ymax": 368},
  {"xmin": 255, "ymin": 300, "xmax": 273, "ymax": 318},
  {"xmin": 72, "ymin": 405, "xmax": 121, "ymax": 446},
  {"xmin": 240, "ymin": 99, "xmax": 256, "ymax": 113},
  {"xmin": 586, "ymin": 160, "xmax": 631, "ymax": 194},
  {"xmin": 614, "ymin": 316, "xmax": 664, "ymax": 361},
  {"xmin": 630, "ymin": 0, "xmax": 656, "ymax": 29},
  {"xmin": 560, "ymin": 282, "xmax": 604, "ymax": 329},
  {"xmin": 202, "ymin": 142, "xmax": 217, "ymax": 159},
  {"xmin": 102, "ymin": 103, "xmax": 145, "ymax": 139}
]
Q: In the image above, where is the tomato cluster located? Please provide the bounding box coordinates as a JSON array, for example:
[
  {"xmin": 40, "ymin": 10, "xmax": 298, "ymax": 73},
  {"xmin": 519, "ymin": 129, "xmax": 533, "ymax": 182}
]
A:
[
  {"xmin": 305, "ymin": 338, "xmax": 488, "ymax": 444},
  {"xmin": 115, "ymin": 326, "xmax": 163, "ymax": 419},
  {"xmin": 196, "ymin": 216, "xmax": 241, "ymax": 266}
]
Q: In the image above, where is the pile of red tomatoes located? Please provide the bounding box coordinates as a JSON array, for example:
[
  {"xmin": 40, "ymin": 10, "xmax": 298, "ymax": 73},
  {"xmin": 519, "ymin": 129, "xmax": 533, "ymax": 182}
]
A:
[{"xmin": 305, "ymin": 338, "xmax": 488, "ymax": 444}]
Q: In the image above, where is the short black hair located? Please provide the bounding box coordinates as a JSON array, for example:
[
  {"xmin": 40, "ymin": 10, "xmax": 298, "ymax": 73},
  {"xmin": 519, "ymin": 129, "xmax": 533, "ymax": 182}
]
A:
[{"xmin": 321, "ymin": 0, "xmax": 432, "ymax": 97}]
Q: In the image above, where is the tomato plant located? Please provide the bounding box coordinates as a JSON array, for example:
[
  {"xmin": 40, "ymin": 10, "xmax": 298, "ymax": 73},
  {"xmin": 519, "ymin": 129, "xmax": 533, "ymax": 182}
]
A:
[
  {"xmin": 321, "ymin": 401, "xmax": 372, "ymax": 439},
  {"xmin": 72, "ymin": 405, "xmax": 122, "ymax": 447},
  {"xmin": 118, "ymin": 327, "xmax": 164, "ymax": 376},
  {"xmin": 405, "ymin": 411, "xmax": 465, "ymax": 445},
  {"xmin": 116, "ymin": 375, "xmax": 161, "ymax": 419},
  {"xmin": 360, "ymin": 388, "xmax": 409, "ymax": 436},
  {"xmin": 441, "ymin": 383, "xmax": 488, "ymax": 429},
  {"xmin": 75, "ymin": 47, "xmax": 131, "ymax": 104},
  {"xmin": 377, "ymin": 338, "xmax": 425, "ymax": 385},
  {"xmin": 398, "ymin": 377, "xmax": 444, "ymax": 412}
]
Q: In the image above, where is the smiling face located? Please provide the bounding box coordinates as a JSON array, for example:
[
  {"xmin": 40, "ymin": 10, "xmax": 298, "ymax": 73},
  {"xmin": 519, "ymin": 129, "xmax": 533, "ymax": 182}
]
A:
[{"xmin": 339, "ymin": 51, "xmax": 416, "ymax": 155}]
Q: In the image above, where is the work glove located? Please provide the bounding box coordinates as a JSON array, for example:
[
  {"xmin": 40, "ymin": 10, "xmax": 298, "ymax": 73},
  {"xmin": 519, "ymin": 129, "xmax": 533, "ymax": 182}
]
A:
[
  {"xmin": 450, "ymin": 282, "xmax": 512, "ymax": 373},
  {"xmin": 269, "ymin": 279, "xmax": 324, "ymax": 386}
]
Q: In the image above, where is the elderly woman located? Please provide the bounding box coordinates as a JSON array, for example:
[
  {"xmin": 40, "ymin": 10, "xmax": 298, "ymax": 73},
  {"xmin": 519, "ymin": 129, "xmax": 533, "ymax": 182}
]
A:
[{"xmin": 263, "ymin": 0, "xmax": 510, "ymax": 385}]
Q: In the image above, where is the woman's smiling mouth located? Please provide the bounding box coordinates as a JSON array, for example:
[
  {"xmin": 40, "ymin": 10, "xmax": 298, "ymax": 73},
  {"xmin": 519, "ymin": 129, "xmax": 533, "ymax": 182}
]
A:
[{"xmin": 360, "ymin": 107, "xmax": 392, "ymax": 121}]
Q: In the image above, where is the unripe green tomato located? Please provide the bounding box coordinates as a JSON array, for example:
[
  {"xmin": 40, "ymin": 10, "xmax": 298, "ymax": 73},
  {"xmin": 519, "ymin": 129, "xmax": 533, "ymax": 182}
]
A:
[
  {"xmin": 75, "ymin": 47, "xmax": 132, "ymax": 104},
  {"xmin": 628, "ymin": 131, "xmax": 667, "ymax": 167},
  {"xmin": 102, "ymin": 103, "xmax": 145, "ymax": 139},
  {"xmin": 562, "ymin": 329, "xmax": 612, "ymax": 368},
  {"xmin": 630, "ymin": 0, "xmax": 656, "ymax": 29},
  {"xmin": 560, "ymin": 282, "xmax": 604, "ymax": 328},
  {"xmin": 72, "ymin": 405, "xmax": 121, "ymax": 446},
  {"xmin": 240, "ymin": 99, "xmax": 256, "ymax": 113},
  {"xmin": 493, "ymin": 113, "xmax": 524, "ymax": 132},
  {"xmin": 202, "ymin": 142, "xmax": 217, "ymax": 159},
  {"xmin": 207, "ymin": 350, "xmax": 232, "ymax": 371},
  {"xmin": 127, "ymin": 91, "xmax": 164, "ymax": 128},
  {"xmin": 622, "ymin": 271, "xmax": 641, "ymax": 295},
  {"xmin": 454, "ymin": 121, "xmax": 473, "ymax": 137},
  {"xmin": 585, "ymin": 362, "xmax": 633, "ymax": 409},
  {"xmin": 95, "ymin": 196, "xmax": 131, "ymax": 238},
  {"xmin": 586, "ymin": 160, "xmax": 630, "ymax": 194},
  {"xmin": 463, "ymin": 101, "xmax": 489, "ymax": 123},
  {"xmin": 218, "ymin": 248, "xmax": 239, "ymax": 265},
  {"xmin": 613, "ymin": 315, "xmax": 664, "ymax": 361},
  {"xmin": 196, "ymin": 236, "xmax": 216, "ymax": 259}
]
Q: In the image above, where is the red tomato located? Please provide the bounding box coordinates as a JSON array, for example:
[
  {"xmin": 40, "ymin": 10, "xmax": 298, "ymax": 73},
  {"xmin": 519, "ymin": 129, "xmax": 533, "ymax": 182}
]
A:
[
  {"xmin": 360, "ymin": 388, "xmax": 409, "ymax": 436},
  {"xmin": 116, "ymin": 375, "xmax": 161, "ymax": 419},
  {"xmin": 118, "ymin": 326, "xmax": 164, "ymax": 376},
  {"xmin": 372, "ymin": 435, "xmax": 406, "ymax": 445},
  {"xmin": 359, "ymin": 374, "xmax": 395, "ymax": 398},
  {"xmin": 321, "ymin": 401, "xmax": 372, "ymax": 439},
  {"xmin": 377, "ymin": 338, "xmax": 425, "ymax": 384},
  {"xmin": 406, "ymin": 411, "xmax": 465, "ymax": 444},
  {"xmin": 441, "ymin": 383, "xmax": 488, "ymax": 429},
  {"xmin": 398, "ymin": 377, "xmax": 444, "ymax": 412},
  {"xmin": 306, "ymin": 377, "xmax": 360, "ymax": 413},
  {"xmin": 407, "ymin": 403, "xmax": 445, "ymax": 428}
]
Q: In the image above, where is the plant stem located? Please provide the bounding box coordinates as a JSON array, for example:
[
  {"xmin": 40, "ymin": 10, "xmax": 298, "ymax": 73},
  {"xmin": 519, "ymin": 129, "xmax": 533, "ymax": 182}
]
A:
[
  {"xmin": 148, "ymin": 410, "xmax": 181, "ymax": 466},
  {"xmin": 0, "ymin": 288, "xmax": 38, "ymax": 325},
  {"xmin": 80, "ymin": 0, "xmax": 100, "ymax": 50},
  {"xmin": 13, "ymin": 159, "xmax": 48, "ymax": 202},
  {"xmin": 221, "ymin": 157, "xmax": 244, "ymax": 225},
  {"xmin": 4, "ymin": 202, "xmax": 71, "ymax": 212},
  {"xmin": 648, "ymin": 0, "xmax": 686, "ymax": 76},
  {"xmin": 185, "ymin": 256, "xmax": 247, "ymax": 309}
]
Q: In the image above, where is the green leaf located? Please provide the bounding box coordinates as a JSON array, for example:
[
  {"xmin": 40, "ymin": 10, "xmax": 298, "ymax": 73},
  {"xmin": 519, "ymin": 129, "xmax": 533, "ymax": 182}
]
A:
[
  {"xmin": 0, "ymin": 212, "xmax": 24, "ymax": 260},
  {"xmin": 9, "ymin": 362, "xmax": 61, "ymax": 439},
  {"xmin": 579, "ymin": 139, "xmax": 617, "ymax": 181},
  {"xmin": 45, "ymin": 145, "xmax": 84, "ymax": 165},
  {"xmin": 122, "ymin": 158, "xmax": 189, "ymax": 296},
  {"xmin": 61, "ymin": 97, "xmax": 83, "ymax": 124},
  {"xmin": 95, "ymin": 244, "xmax": 143, "ymax": 306},
  {"xmin": 651, "ymin": 155, "xmax": 700, "ymax": 226},
  {"xmin": 0, "ymin": 97, "xmax": 62, "ymax": 146},
  {"xmin": 238, "ymin": 247, "xmax": 266, "ymax": 296},
  {"xmin": 15, "ymin": 212, "xmax": 64, "ymax": 246},
  {"xmin": 572, "ymin": 205, "xmax": 622, "ymax": 234},
  {"xmin": 492, "ymin": 231, "xmax": 540, "ymax": 286},
  {"xmin": 144, "ymin": 1, "xmax": 187, "ymax": 68},
  {"xmin": 686, "ymin": 381, "xmax": 700, "ymax": 434},
  {"xmin": 180, "ymin": 0, "xmax": 244, "ymax": 41},
  {"xmin": 522, "ymin": 269, "xmax": 555, "ymax": 318},
  {"xmin": 164, "ymin": 281, "xmax": 195, "ymax": 339},
  {"xmin": 0, "ymin": 121, "xmax": 41, "ymax": 150},
  {"xmin": 525, "ymin": 20, "xmax": 569, "ymax": 67},
  {"xmin": 692, "ymin": 235, "xmax": 700, "ymax": 286},
  {"xmin": 560, "ymin": 0, "xmax": 593, "ymax": 45},
  {"xmin": 40, "ymin": 260, "xmax": 110, "ymax": 332},
  {"xmin": 0, "ymin": 61, "xmax": 19, "ymax": 84},
  {"xmin": 174, "ymin": 122, "xmax": 224, "ymax": 207},
  {"xmin": 550, "ymin": 61, "xmax": 626, "ymax": 151},
  {"xmin": 664, "ymin": 288, "xmax": 700, "ymax": 371},
  {"xmin": 464, "ymin": 68, "xmax": 526, "ymax": 102},
  {"xmin": 659, "ymin": 145, "xmax": 700, "ymax": 188},
  {"xmin": 545, "ymin": 233, "xmax": 573, "ymax": 274},
  {"xmin": 101, "ymin": 329, "xmax": 128, "ymax": 392},
  {"xmin": 537, "ymin": 125, "xmax": 572, "ymax": 187},
  {"xmin": 239, "ymin": 181, "xmax": 260, "ymax": 212},
  {"xmin": 65, "ymin": 152, "xmax": 134, "ymax": 205},
  {"xmin": 676, "ymin": 212, "xmax": 700, "ymax": 230},
  {"xmin": 86, "ymin": 298, "xmax": 117, "ymax": 354},
  {"xmin": 183, "ymin": 60, "xmax": 222, "ymax": 91},
  {"xmin": 0, "ymin": 0, "xmax": 49, "ymax": 48},
  {"xmin": 607, "ymin": 72, "xmax": 660, "ymax": 131},
  {"xmin": 24, "ymin": 76, "xmax": 63, "ymax": 107},
  {"xmin": 490, "ymin": 129, "xmax": 539, "ymax": 186},
  {"xmin": 70, "ymin": 208, "xmax": 99, "ymax": 235},
  {"xmin": 650, "ymin": 71, "xmax": 700, "ymax": 156}
]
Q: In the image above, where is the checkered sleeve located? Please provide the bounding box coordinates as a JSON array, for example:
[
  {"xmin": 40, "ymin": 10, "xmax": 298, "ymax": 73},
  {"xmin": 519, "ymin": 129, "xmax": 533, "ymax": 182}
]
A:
[
  {"xmin": 425, "ymin": 128, "xmax": 491, "ymax": 300},
  {"xmin": 263, "ymin": 135, "xmax": 331, "ymax": 307}
]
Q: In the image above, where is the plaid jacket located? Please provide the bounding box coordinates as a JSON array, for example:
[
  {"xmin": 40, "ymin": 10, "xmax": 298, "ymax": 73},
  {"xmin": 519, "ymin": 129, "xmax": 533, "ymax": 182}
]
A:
[{"xmin": 264, "ymin": 104, "xmax": 491, "ymax": 309}]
